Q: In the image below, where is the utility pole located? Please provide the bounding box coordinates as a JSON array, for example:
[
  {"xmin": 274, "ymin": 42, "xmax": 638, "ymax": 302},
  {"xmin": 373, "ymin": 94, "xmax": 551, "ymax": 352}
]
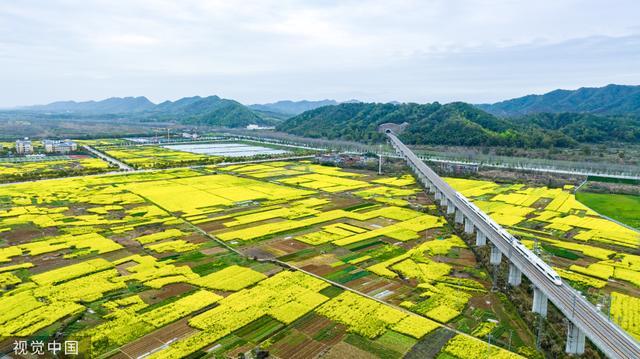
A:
[{"xmin": 378, "ymin": 144, "xmax": 383, "ymax": 175}]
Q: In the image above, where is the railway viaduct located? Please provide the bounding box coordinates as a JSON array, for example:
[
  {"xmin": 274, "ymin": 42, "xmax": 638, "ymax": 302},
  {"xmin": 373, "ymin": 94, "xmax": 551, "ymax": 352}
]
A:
[{"xmin": 379, "ymin": 125, "xmax": 640, "ymax": 358}]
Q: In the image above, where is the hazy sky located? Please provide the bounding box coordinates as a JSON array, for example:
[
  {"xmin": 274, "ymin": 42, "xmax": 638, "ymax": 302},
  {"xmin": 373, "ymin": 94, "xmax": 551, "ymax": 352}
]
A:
[{"xmin": 2, "ymin": 0, "xmax": 639, "ymax": 107}]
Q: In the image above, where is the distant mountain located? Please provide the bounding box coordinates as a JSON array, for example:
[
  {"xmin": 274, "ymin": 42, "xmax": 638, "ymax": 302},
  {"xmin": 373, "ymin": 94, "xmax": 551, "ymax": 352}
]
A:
[
  {"xmin": 19, "ymin": 95, "xmax": 273, "ymax": 128},
  {"xmin": 249, "ymin": 99, "xmax": 338, "ymax": 116},
  {"xmin": 151, "ymin": 96, "xmax": 269, "ymax": 127},
  {"xmin": 478, "ymin": 84, "xmax": 640, "ymax": 116},
  {"xmin": 510, "ymin": 112, "xmax": 640, "ymax": 143},
  {"xmin": 250, "ymin": 109, "xmax": 292, "ymax": 122},
  {"xmin": 279, "ymin": 101, "xmax": 640, "ymax": 147},
  {"xmin": 26, "ymin": 96, "xmax": 155, "ymax": 114},
  {"xmin": 280, "ymin": 102, "xmax": 569, "ymax": 147},
  {"xmin": 155, "ymin": 96, "xmax": 208, "ymax": 112},
  {"xmin": 15, "ymin": 84, "xmax": 640, "ymax": 135}
]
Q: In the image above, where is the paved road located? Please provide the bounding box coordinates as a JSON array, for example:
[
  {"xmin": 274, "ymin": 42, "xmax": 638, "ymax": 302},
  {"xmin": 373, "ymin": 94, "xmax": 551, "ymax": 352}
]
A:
[
  {"xmin": 0, "ymin": 154, "xmax": 316, "ymax": 188},
  {"xmin": 386, "ymin": 131, "xmax": 640, "ymax": 359},
  {"xmin": 83, "ymin": 145, "xmax": 133, "ymax": 171},
  {"xmin": 144, "ymin": 134, "xmax": 640, "ymax": 181}
]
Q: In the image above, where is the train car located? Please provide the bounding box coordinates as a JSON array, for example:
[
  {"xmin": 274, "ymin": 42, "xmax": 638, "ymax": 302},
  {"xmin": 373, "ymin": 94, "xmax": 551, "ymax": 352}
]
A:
[{"xmin": 454, "ymin": 192, "xmax": 562, "ymax": 286}]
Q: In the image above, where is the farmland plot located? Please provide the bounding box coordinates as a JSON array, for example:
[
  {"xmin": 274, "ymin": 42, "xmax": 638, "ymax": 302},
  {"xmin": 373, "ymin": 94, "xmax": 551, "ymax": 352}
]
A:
[
  {"xmin": 445, "ymin": 177, "xmax": 640, "ymax": 342},
  {"xmin": 0, "ymin": 155, "xmax": 113, "ymax": 183},
  {"xmin": 0, "ymin": 161, "xmax": 532, "ymax": 358},
  {"xmin": 210, "ymin": 162, "xmax": 537, "ymax": 355}
]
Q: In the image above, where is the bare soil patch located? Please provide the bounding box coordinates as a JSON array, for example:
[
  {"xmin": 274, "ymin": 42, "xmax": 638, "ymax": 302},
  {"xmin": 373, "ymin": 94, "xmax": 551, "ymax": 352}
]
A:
[
  {"xmin": 301, "ymin": 264, "xmax": 335, "ymax": 276},
  {"xmin": 321, "ymin": 341, "xmax": 376, "ymax": 359},
  {"xmin": 140, "ymin": 282, "xmax": 195, "ymax": 304},
  {"xmin": 200, "ymin": 246, "xmax": 226, "ymax": 255}
]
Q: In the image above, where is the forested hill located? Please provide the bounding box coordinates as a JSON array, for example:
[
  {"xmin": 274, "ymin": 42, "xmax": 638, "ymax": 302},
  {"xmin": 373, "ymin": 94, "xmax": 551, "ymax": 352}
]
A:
[
  {"xmin": 278, "ymin": 102, "xmax": 640, "ymax": 148},
  {"xmin": 478, "ymin": 84, "xmax": 640, "ymax": 116},
  {"xmin": 249, "ymin": 99, "xmax": 338, "ymax": 116},
  {"xmin": 149, "ymin": 96, "xmax": 269, "ymax": 127},
  {"xmin": 19, "ymin": 95, "xmax": 272, "ymax": 128},
  {"xmin": 25, "ymin": 96, "xmax": 156, "ymax": 114}
]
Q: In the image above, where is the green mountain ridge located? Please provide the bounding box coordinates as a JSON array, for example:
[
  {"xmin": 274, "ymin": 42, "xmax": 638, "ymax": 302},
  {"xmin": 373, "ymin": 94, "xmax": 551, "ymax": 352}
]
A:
[
  {"xmin": 278, "ymin": 101, "xmax": 640, "ymax": 148},
  {"xmin": 149, "ymin": 96, "xmax": 270, "ymax": 127},
  {"xmin": 19, "ymin": 95, "xmax": 273, "ymax": 128},
  {"xmin": 478, "ymin": 84, "xmax": 640, "ymax": 116},
  {"xmin": 10, "ymin": 84, "xmax": 640, "ymax": 138},
  {"xmin": 25, "ymin": 96, "xmax": 156, "ymax": 114},
  {"xmin": 248, "ymin": 99, "xmax": 338, "ymax": 116}
]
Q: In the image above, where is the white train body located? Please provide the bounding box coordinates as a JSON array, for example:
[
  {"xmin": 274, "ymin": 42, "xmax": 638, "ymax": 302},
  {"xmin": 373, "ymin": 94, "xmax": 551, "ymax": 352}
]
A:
[{"xmin": 455, "ymin": 193, "xmax": 562, "ymax": 286}]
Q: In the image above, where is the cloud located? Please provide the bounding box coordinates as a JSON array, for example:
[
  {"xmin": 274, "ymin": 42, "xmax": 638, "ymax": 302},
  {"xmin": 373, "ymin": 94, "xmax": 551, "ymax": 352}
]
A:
[
  {"xmin": 0, "ymin": 0, "xmax": 639, "ymax": 106},
  {"xmin": 100, "ymin": 34, "xmax": 161, "ymax": 47}
]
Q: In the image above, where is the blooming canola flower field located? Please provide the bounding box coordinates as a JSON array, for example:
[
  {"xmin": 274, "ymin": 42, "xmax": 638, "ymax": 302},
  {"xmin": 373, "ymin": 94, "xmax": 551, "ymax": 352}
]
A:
[
  {"xmin": 0, "ymin": 156, "xmax": 114, "ymax": 183},
  {"xmin": 96, "ymin": 140, "xmax": 305, "ymax": 170},
  {"xmin": 2, "ymin": 160, "xmax": 605, "ymax": 358},
  {"xmin": 445, "ymin": 178, "xmax": 639, "ymax": 248},
  {"xmin": 445, "ymin": 177, "xmax": 640, "ymax": 341},
  {"xmin": 102, "ymin": 145, "xmax": 221, "ymax": 169}
]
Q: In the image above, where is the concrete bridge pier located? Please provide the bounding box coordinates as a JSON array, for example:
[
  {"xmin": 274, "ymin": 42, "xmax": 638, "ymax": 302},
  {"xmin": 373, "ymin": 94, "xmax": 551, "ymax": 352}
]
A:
[
  {"xmin": 417, "ymin": 174, "xmax": 426, "ymax": 185},
  {"xmin": 454, "ymin": 209, "xmax": 464, "ymax": 224},
  {"xmin": 508, "ymin": 263, "xmax": 522, "ymax": 286},
  {"xmin": 489, "ymin": 244, "xmax": 502, "ymax": 265},
  {"xmin": 565, "ymin": 321, "xmax": 586, "ymax": 355},
  {"xmin": 532, "ymin": 287, "xmax": 548, "ymax": 318},
  {"xmin": 383, "ymin": 130, "xmax": 640, "ymax": 358},
  {"xmin": 439, "ymin": 195, "xmax": 448, "ymax": 206},
  {"xmin": 464, "ymin": 217, "xmax": 474, "ymax": 234},
  {"xmin": 446, "ymin": 200, "xmax": 455, "ymax": 214},
  {"xmin": 476, "ymin": 231, "xmax": 487, "ymax": 246}
]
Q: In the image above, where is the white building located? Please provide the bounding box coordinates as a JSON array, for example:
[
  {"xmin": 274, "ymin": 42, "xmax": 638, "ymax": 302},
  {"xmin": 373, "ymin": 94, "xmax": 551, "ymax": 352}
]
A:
[
  {"xmin": 182, "ymin": 132, "xmax": 199, "ymax": 139},
  {"xmin": 246, "ymin": 124, "xmax": 276, "ymax": 130},
  {"xmin": 15, "ymin": 138, "xmax": 33, "ymax": 154},
  {"xmin": 43, "ymin": 139, "xmax": 77, "ymax": 154}
]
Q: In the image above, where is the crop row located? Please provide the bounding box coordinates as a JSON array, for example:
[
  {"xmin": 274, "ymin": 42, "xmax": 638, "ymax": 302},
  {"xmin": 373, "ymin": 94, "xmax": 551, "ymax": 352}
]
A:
[
  {"xmin": 150, "ymin": 271, "xmax": 330, "ymax": 358},
  {"xmin": 611, "ymin": 292, "xmax": 640, "ymax": 340},
  {"xmin": 315, "ymin": 291, "xmax": 440, "ymax": 339}
]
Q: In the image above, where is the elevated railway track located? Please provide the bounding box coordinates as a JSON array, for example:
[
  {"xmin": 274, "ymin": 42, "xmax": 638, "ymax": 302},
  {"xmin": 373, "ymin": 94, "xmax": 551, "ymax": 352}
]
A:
[{"xmin": 383, "ymin": 128, "xmax": 640, "ymax": 358}]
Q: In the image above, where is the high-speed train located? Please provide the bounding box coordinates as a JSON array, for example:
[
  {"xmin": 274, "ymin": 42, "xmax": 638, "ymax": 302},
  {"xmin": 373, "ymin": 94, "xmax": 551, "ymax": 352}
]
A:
[{"xmin": 455, "ymin": 193, "xmax": 563, "ymax": 286}]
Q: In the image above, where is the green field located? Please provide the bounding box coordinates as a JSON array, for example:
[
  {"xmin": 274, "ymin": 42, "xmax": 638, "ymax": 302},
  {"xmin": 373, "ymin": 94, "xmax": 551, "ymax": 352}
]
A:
[{"xmin": 576, "ymin": 191, "xmax": 640, "ymax": 229}]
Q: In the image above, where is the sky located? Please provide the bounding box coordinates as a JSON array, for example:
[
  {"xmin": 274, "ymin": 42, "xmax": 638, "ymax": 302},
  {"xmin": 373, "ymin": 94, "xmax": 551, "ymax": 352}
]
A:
[{"xmin": 1, "ymin": 0, "xmax": 639, "ymax": 107}]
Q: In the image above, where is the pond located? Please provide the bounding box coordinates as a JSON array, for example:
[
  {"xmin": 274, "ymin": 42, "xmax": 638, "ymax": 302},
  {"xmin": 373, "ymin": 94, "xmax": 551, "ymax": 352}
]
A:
[{"xmin": 163, "ymin": 143, "xmax": 289, "ymax": 157}]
